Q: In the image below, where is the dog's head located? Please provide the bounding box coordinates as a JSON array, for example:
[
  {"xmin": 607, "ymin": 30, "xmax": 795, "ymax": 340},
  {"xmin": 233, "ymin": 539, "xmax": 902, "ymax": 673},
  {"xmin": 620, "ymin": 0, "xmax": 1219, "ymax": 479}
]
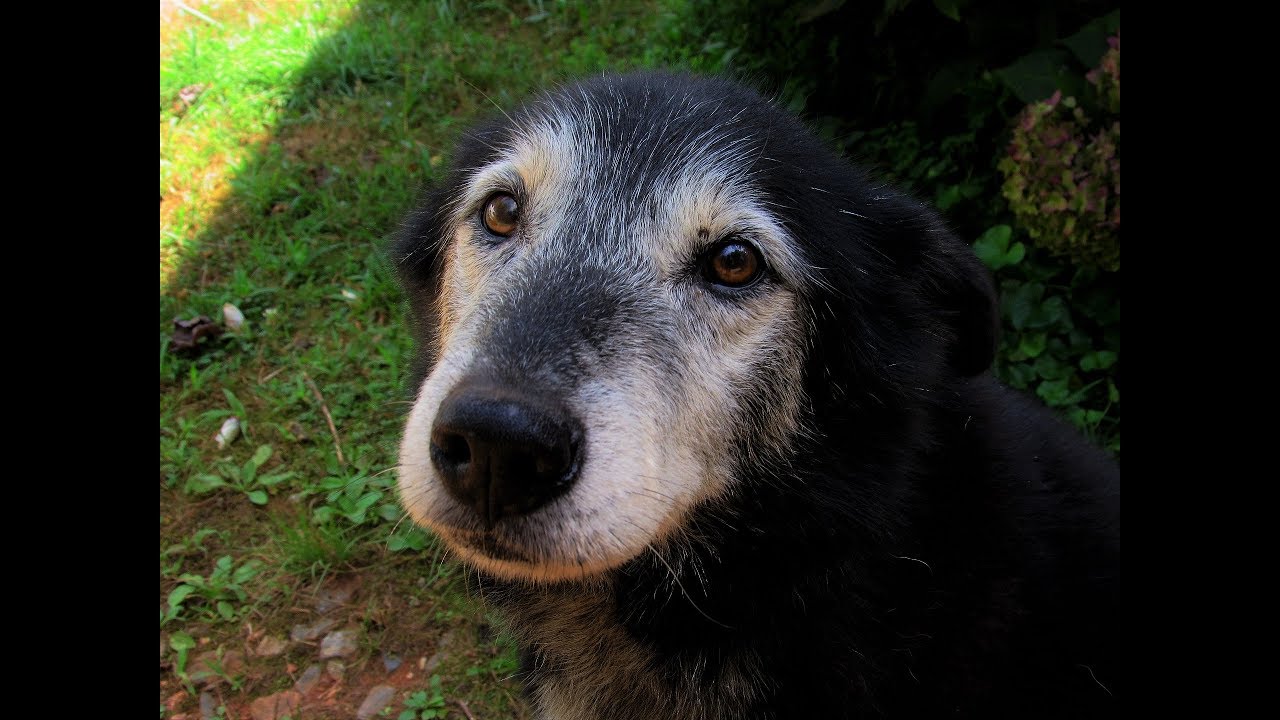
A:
[{"xmin": 394, "ymin": 72, "xmax": 996, "ymax": 583}]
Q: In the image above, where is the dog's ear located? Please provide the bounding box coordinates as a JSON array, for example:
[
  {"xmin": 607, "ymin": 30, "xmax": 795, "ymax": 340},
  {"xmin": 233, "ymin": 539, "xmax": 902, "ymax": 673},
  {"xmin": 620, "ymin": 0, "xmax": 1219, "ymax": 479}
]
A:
[
  {"xmin": 913, "ymin": 224, "xmax": 1000, "ymax": 377},
  {"xmin": 391, "ymin": 183, "xmax": 450, "ymax": 384},
  {"xmin": 392, "ymin": 184, "xmax": 448, "ymax": 293},
  {"xmin": 843, "ymin": 194, "xmax": 999, "ymax": 380}
]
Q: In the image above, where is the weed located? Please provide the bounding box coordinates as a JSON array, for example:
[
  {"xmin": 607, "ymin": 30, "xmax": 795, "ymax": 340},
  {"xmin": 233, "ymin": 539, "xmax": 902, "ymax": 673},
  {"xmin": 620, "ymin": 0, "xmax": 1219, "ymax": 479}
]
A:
[
  {"xmin": 186, "ymin": 444, "xmax": 297, "ymax": 505},
  {"xmin": 163, "ymin": 555, "xmax": 264, "ymax": 625},
  {"xmin": 398, "ymin": 675, "xmax": 446, "ymax": 720}
]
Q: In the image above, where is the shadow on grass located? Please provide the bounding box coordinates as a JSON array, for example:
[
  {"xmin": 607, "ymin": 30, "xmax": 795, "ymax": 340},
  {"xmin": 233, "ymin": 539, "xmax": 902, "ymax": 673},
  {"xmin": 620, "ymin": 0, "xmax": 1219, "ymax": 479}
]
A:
[{"xmin": 159, "ymin": 2, "xmax": 683, "ymax": 716}]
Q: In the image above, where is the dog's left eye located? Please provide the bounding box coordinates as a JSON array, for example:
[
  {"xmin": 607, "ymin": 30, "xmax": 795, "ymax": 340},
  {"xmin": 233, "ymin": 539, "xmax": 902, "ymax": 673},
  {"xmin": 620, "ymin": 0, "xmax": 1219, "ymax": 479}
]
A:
[
  {"xmin": 702, "ymin": 240, "xmax": 764, "ymax": 288},
  {"xmin": 482, "ymin": 193, "xmax": 520, "ymax": 237}
]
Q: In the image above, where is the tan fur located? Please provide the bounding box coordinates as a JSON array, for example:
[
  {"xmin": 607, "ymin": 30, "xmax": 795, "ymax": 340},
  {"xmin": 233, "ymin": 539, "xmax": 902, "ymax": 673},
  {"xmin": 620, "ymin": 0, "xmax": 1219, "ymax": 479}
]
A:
[{"xmin": 505, "ymin": 580, "xmax": 767, "ymax": 720}]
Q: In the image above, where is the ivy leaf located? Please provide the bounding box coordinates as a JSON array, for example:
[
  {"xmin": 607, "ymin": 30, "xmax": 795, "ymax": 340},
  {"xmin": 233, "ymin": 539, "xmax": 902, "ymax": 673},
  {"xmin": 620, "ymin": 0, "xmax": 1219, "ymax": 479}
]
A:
[
  {"xmin": 1036, "ymin": 378, "xmax": 1072, "ymax": 406},
  {"xmin": 1059, "ymin": 9, "xmax": 1121, "ymax": 68},
  {"xmin": 1017, "ymin": 333, "xmax": 1047, "ymax": 359},
  {"xmin": 1033, "ymin": 354, "xmax": 1072, "ymax": 380},
  {"xmin": 1003, "ymin": 281, "xmax": 1045, "ymax": 330},
  {"xmin": 1079, "ymin": 350, "xmax": 1118, "ymax": 371},
  {"xmin": 1003, "ymin": 361, "xmax": 1037, "ymax": 389},
  {"xmin": 995, "ymin": 48, "xmax": 1085, "ymax": 104},
  {"xmin": 1005, "ymin": 242, "xmax": 1026, "ymax": 265},
  {"xmin": 933, "ymin": 0, "xmax": 961, "ymax": 22},
  {"xmin": 1026, "ymin": 294, "xmax": 1072, "ymax": 331},
  {"xmin": 974, "ymin": 225, "xmax": 1028, "ymax": 271}
]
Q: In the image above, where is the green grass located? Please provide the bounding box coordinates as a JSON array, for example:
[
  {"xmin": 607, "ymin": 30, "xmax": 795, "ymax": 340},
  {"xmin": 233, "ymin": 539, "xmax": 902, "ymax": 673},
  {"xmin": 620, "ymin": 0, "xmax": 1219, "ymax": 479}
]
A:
[{"xmin": 160, "ymin": 2, "xmax": 699, "ymax": 717}]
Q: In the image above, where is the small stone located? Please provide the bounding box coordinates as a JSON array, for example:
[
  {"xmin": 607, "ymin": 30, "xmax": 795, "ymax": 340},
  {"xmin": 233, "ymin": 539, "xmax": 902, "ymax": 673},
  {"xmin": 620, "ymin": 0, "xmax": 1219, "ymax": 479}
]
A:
[
  {"xmin": 198, "ymin": 692, "xmax": 218, "ymax": 720},
  {"xmin": 313, "ymin": 581, "xmax": 356, "ymax": 614},
  {"xmin": 249, "ymin": 690, "xmax": 301, "ymax": 720},
  {"xmin": 293, "ymin": 664, "xmax": 323, "ymax": 695},
  {"xmin": 222, "ymin": 303, "xmax": 245, "ymax": 331},
  {"xmin": 423, "ymin": 651, "xmax": 445, "ymax": 675},
  {"xmin": 254, "ymin": 635, "xmax": 289, "ymax": 657},
  {"xmin": 318, "ymin": 629, "xmax": 359, "ymax": 659},
  {"xmin": 290, "ymin": 617, "xmax": 338, "ymax": 642},
  {"xmin": 325, "ymin": 659, "xmax": 346, "ymax": 681},
  {"xmin": 214, "ymin": 417, "xmax": 240, "ymax": 449},
  {"xmin": 382, "ymin": 651, "xmax": 402, "ymax": 673},
  {"xmin": 355, "ymin": 685, "xmax": 397, "ymax": 720}
]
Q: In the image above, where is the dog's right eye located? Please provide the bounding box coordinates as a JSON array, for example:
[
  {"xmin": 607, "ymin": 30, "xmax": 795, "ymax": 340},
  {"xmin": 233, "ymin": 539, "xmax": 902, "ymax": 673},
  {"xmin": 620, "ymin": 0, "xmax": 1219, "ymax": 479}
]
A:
[
  {"xmin": 482, "ymin": 193, "xmax": 520, "ymax": 237},
  {"xmin": 701, "ymin": 240, "xmax": 764, "ymax": 289}
]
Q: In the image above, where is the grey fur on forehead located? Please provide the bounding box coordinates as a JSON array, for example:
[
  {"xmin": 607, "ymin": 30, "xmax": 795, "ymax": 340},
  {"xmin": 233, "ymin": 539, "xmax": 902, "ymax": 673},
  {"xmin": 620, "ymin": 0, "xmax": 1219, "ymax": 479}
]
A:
[{"xmin": 501, "ymin": 72, "xmax": 801, "ymax": 179}]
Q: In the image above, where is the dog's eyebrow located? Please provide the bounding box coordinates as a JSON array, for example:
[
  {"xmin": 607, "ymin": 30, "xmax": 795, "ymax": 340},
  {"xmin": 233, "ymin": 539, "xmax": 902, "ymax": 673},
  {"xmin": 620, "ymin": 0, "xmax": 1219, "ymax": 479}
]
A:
[
  {"xmin": 657, "ymin": 173, "xmax": 824, "ymax": 290},
  {"xmin": 454, "ymin": 163, "xmax": 526, "ymax": 214}
]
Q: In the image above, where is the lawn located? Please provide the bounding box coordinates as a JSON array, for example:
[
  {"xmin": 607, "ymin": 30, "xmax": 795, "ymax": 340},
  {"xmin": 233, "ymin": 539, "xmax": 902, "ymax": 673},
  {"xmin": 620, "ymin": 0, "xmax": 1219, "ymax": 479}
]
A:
[{"xmin": 159, "ymin": 2, "xmax": 694, "ymax": 717}]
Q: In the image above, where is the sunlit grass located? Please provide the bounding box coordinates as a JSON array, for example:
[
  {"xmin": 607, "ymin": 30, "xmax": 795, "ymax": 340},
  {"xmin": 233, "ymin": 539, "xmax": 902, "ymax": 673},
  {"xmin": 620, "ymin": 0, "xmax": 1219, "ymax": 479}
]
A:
[{"xmin": 160, "ymin": 2, "xmax": 688, "ymax": 717}]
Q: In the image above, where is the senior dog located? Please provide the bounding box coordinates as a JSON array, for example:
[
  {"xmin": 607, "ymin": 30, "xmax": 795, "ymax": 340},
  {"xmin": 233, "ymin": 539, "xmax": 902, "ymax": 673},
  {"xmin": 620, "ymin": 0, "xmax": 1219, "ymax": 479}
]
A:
[{"xmin": 393, "ymin": 71, "xmax": 1120, "ymax": 719}]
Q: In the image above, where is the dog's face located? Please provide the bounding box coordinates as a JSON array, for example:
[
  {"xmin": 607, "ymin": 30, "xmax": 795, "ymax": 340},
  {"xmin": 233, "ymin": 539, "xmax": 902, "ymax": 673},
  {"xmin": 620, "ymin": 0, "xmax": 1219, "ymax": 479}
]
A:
[{"xmin": 395, "ymin": 73, "xmax": 996, "ymax": 583}]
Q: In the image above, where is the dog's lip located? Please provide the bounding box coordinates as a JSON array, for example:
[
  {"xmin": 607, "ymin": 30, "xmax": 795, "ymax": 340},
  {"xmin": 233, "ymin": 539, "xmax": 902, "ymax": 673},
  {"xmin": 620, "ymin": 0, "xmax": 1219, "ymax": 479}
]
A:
[{"xmin": 441, "ymin": 526, "xmax": 536, "ymax": 564}]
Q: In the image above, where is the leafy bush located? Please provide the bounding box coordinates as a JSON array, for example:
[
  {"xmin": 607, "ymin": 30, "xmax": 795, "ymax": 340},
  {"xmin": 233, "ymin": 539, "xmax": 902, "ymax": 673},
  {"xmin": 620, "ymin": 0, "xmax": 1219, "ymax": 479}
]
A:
[
  {"xmin": 999, "ymin": 33, "xmax": 1120, "ymax": 271},
  {"xmin": 655, "ymin": 1, "xmax": 1120, "ymax": 455}
]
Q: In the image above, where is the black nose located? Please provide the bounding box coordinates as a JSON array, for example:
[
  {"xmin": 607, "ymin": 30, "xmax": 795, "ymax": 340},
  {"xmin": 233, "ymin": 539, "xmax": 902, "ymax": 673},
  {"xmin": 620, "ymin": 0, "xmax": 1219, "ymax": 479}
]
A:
[{"xmin": 429, "ymin": 383, "xmax": 583, "ymax": 525}]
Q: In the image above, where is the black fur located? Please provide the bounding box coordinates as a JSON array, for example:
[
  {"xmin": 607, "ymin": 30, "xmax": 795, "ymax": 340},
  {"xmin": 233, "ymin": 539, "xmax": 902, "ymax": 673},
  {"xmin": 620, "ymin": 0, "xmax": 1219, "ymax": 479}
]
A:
[{"xmin": 394, "ymin": 71, "xmax": 1119, "ymax": 718}]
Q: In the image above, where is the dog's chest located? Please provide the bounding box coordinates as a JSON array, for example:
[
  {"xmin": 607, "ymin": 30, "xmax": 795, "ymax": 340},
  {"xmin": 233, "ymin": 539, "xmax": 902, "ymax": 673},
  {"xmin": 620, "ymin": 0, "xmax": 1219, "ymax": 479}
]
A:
[{"xmin": 505, "ymin": 591, "xmax": 764, "ymax": 720}]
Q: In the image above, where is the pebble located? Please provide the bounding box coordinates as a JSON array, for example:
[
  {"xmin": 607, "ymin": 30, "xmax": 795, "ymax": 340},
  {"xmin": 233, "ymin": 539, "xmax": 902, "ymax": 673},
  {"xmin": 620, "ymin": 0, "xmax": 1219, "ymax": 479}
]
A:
[
  {"xmin": 382, "ymin": 651, "xmax": 402, "ymax": 673},
  {"xmin": 293, "ymin": 664, "xmax": 323, "ymax": 695},
  {"xmin": 199, "ymin": 692, "xmax": 218, "ymax": 719},
  {"xmin": 318, "ymin": 628, "xmax": 360, "ymax": 659},
  {"xmin": 290, "ymin": 617, "xmax": 338, "ymax": 642},
  {"xmin": 254, "ymin": 635, "xmax": 289, "ymax": 657},
  {"xmin": 249, "ymin": 690, "xmax": 300, "ymax": 720},
  {"xmin": 313, "ymin": 582, "xmax": 356, "ymax": 614},
  {"xmin": 355, "ymin": 685, "xmax": 397, "ymax": 720}
]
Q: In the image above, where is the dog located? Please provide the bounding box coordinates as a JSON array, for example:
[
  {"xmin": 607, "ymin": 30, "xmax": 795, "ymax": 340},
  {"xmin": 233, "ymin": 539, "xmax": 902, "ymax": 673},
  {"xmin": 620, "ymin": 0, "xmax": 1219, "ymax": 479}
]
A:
[{"xmin": 393, "ymin": 71, "xmax": 1119, "ymax": 719}]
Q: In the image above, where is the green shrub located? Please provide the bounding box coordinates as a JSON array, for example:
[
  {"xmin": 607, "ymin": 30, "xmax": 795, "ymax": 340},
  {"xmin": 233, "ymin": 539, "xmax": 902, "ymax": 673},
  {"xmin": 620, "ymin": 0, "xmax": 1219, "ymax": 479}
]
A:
[
  {"xmin": 998, "ymin": 33, "xmax": 1120, "ymax": 271},
  {"xmin": 652, "ymin": 2, "xmax": 1120, "ymax": 455}
]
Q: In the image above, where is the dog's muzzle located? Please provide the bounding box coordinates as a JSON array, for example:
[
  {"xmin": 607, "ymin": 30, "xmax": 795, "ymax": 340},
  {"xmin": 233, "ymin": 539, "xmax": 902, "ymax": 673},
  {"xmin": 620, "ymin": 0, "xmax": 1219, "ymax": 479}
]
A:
[{"xmin": 428, "ymin": 380, "xmax": 584, "ymax": 527}]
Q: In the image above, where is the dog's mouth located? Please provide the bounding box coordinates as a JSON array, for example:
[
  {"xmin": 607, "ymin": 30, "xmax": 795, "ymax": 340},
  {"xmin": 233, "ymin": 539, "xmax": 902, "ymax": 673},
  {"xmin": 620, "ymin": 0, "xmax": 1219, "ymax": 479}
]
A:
[{"xmin": 448, "ymin": 528, "xmax": 536, "ymax": 564}]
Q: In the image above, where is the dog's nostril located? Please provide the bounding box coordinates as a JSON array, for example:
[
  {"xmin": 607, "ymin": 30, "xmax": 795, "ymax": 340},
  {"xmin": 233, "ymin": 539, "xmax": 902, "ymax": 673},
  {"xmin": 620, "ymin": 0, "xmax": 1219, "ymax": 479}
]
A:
[
  {"xmin": 533, "ymin": 443, "xmax": 570, "ymax": 478},
  {"xmin": 429, "ymin": 383, "xmax": 583, "ymax": 525},
  {"xmin": 431, "ymin": 429, "xmax": 472, "ymax": 468}
]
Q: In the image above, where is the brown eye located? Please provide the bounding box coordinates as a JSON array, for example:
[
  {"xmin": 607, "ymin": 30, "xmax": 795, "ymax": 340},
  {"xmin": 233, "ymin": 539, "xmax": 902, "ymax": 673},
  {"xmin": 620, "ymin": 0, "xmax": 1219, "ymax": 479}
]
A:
[
  {"xmin": 482, "ymin": 193, "xmax": 520, "ymax": 236},
  {"xmin": 703, "ymin": 240, "xmax": 764, "ymax": 288}
]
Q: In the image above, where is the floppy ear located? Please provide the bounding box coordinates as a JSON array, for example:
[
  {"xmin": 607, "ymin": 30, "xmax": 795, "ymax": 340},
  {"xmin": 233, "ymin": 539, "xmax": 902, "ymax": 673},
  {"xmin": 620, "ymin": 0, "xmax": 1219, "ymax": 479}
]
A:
[
  {"xmin": 847, "ymin": 195, "xmax": 1000, "ymax": 381},
  {"xmin": 915, "ymin": 225, "xmax": 1000, "ymax": 377},
  {"xmin": 390, "ymin": 183, "xmax": 450, "ymax": 387}
]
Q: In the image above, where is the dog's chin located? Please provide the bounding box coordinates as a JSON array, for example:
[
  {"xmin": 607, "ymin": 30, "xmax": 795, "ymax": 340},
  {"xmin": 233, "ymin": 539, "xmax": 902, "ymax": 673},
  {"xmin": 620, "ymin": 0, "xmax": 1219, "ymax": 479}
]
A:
[
  {"xmin": 443, "ymin": 528, "xmax": 640, "ymax": 584},
  {"xmin": 422, "ymin": 521, "xmax": 648, "ymax": 584}
]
